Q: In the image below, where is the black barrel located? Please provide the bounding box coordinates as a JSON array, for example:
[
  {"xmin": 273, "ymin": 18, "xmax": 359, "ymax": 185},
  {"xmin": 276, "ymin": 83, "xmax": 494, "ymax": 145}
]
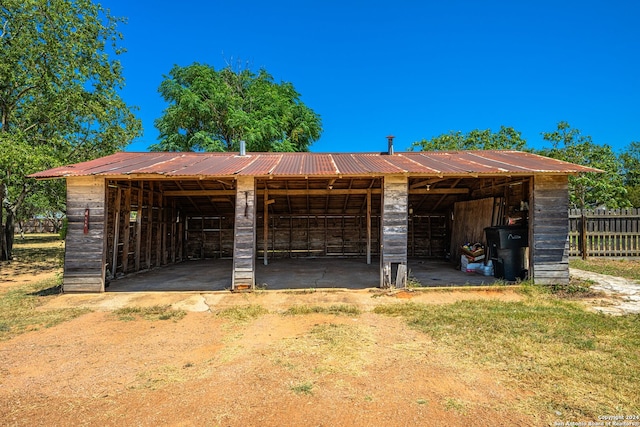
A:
[{"xmin": 484, "ymin": 226, "xmax": 528, "ymax": 281}]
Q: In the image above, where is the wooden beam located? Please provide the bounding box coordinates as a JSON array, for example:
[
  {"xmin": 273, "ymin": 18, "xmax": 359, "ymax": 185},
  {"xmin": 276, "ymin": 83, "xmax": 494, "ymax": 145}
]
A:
[
  {"xmin": 409, "ymin": 188, "xmax": 469, "ymax": 195},
  {"xmin": 260, "ymin": 189, "xmax": 382, "ymax": 196},
  {"xmin": 163, "ymin": 190, "xmax": 236, "ymax": 196},
  {"xmin": 410, "ymin": 178, "xmax": 446, "ymax": 189}
]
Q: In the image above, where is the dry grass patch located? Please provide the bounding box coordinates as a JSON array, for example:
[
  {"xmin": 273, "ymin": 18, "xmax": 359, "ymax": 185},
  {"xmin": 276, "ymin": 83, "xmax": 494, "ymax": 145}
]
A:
[
  {"xmin": 112, "ymin": 305, "xmax": 186, "ymax": 321},
  {"xmin": 282, "ymin": 304, "xmax": 361, "ymax": 316},
  {"xmin": 570, "ymin": 258, "xmax": 640, "ymax": 281},
  {"xmin": 272, "ymin": 322, "xmax": 374, "ymax": 378},
  {"xmin": 0, "ymin": 277, "xmax": 89, "ymax": 341},
  {"xmin": 375, "ymin": 298, "xmax": 640, "ymax": 422},
  {"xmin": 216, "ymin": 304, "xmax": 269, "ymax": 322}
]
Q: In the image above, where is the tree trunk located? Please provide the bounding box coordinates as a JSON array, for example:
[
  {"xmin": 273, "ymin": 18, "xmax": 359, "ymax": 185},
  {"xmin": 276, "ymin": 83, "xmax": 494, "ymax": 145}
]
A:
[
  {"xmin": 1, "ymin": 183, "xmax": 29, "ymax": 261},
  {"xmin": 1, "ymin": 184, "xmax": 8, "ymax": 261},
  {"xmin": 4, "ymin": 209, "xmax": 15, "ymax": 260}
]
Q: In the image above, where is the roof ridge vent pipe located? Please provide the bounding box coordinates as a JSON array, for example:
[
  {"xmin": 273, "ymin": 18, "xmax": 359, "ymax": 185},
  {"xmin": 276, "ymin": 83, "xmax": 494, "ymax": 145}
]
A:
[
  {"xmin": 239, "ymin": 140, "xmax": 246, "ymax": 156},
  {"xmin": 387, "ymin": 135, "xmax": 395, "ymax": 155}
]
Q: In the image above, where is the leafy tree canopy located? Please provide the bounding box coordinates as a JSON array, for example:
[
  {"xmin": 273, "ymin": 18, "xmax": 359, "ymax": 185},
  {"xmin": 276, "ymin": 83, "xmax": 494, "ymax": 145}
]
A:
[
  {"xmin": 620, "ymin": 141, "xmax": 640, "ymax": 187},
  {"xmin": 620, "ymin": 141, "xmax": 640, "ymax": 208},
  {"xmin": 151, "ymin": 63, "xmax": 322, "ymax": 152},
  {"xmin": 0, "ymin": 0, "xmax": 141, "ymax": 260},
  {"xmin": 539, "ymin": 122, "xmax": 629, "ymax": 210},
  {"xmin": 410, "ymin": 126, "xmax": 528, "ymax": 151}
]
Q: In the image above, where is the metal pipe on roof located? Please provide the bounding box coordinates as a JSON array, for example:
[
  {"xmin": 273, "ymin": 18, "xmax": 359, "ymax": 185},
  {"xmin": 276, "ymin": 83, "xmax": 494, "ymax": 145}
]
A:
[
  {"xmin": 387, "ymin": 135, "xmax": 395, "ymax": 155},
  {"xmin": 240, "ymin": 140, "xmax": 246, "ymax": 156}
]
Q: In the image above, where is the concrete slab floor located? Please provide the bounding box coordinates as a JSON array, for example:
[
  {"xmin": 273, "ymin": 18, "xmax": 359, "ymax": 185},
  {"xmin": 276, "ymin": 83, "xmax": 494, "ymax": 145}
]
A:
[{"xmin": 106, "ymin": 257, "xmax": 502, "ymax": 292}]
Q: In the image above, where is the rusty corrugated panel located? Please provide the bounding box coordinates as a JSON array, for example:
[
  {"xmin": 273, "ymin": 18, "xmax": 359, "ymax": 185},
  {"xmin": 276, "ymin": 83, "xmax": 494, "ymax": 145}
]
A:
[
  {"xmin": 414, "ymin": 151, "xmax": 518, "ymax": 174},
  {"xmin": 89, "ymin": 152, "xmax": 179, "ymax": 174},
  {"xmin": 30, "ymin": 150, "xmax": 603, "ymax": 179},
  {"xmin": 456, "ymin": 151, "xmax": 532, "ymax": 173},
  {"xmin": 350, "ymin": 154, "xmax": 405, "ymax": 174},
  {"xmin": 236, "ymin": 154, "xmax": 282, "ymax": 175},
  {"xmin": 194, "ymin": 155, "xmax": 259, "ymax": 175},
  {"xmin": 331, "ymin": 154, "xmax": 371, "ymax": 175},
  {"xmin": 133, "ymin": 153, "xmax": 211, "ymax": 175},
  {"xmin": 385, "ymin": 154, "xmax": 439, "ymax": 173},
  {"xmin": 271, "ymin": 154, "xmax": 304, "ymax": 175},
  {"xmin": 301, "ymin": 154, "xmax": 338, "ymax": 175},
  {"xmin": 401, "ymin": 152, "xmax": 471, "ymax": 174},
  {"xmin": 472, "ymin": 150, "xmax": 600, "ymax": 173},
  {"xmin": 28, "ymin": 152, "xmax": 166, "ymax": 178}
]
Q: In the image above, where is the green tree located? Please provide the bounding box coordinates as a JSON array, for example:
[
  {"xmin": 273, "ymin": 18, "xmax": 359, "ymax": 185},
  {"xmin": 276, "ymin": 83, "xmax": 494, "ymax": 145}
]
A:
[
  {"xmin": 410, "ymin": 126, "xmax": 529, "ymax": 151},
  {"xmin": 539, "ymin": 122, "xmax": 629, "ymax": 210},
  {"xmin": 620, "ymin": 141, "xmax": 640, "ymax": 207},
  {"xmin": 0, "ymin": 0, "xmax": 141, "ymax": 260},
  {"xmin": 151, "ymin": 63, "xmax": 322, "ymax": 152}
]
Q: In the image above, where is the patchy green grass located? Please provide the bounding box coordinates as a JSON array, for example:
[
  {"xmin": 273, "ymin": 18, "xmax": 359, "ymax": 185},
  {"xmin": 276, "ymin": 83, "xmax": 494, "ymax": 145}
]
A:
[
  {"xmin": 374, "ymin": 299, "xmax": 640, "ymax": 421},
  {"xmin": 0, "ymin": 277, "xmax": 89, "ymax": 341},
  {"xmin": 6, "ymin": 233, "xmax": 64, "ymax": 275},
  {"xmin": 216, "ymin": 305, "xmax": 268, "ymax": 322},
  {"xmin": 570, "ymin": 258, "xmax": 640, "ymax": 281},
  {"xmin": 282, "ymin": 304, "xmax": 361, "ymax": 316},
  {"xmin": 112, "ymin": 305, "xmax": 186, "ymax": 321},
  {"xmin": 290, "ymin": 381, "xmax": 314, "ymax": 395}
]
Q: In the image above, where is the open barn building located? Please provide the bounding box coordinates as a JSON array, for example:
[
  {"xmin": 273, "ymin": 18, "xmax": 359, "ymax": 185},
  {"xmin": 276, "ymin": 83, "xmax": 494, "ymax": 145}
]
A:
[{"xmin": 31, "ymin": 148, "xmax": 598, "ymax": 292}]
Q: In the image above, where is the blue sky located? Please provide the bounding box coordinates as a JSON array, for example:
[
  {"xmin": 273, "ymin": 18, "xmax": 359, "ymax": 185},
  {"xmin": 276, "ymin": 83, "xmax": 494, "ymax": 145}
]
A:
[{"xmin": 103, "ymin": 0, "xmax": 640, "ymax": 153}]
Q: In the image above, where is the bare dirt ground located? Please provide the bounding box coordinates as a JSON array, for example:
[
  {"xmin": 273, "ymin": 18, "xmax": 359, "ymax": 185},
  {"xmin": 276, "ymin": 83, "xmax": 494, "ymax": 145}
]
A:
[{"xmin": 2, "ymin": 257, "xmax": 634, "ymax": 426}]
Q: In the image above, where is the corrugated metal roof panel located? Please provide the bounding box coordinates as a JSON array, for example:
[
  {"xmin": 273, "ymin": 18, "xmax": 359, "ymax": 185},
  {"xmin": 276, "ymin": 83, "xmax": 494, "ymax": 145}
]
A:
[
  {"xmin": 332, "ymin": 154, "xmax": 370, "ymax": 175},
  {"xmin": 236, "ymin": 154, "xmax": 281, "ymax": 175},
  {"xmin": 29, "ymin": 150, "xmax": 603, "ymax": 179},
  {"xmin": 302, "ymin": 154, "xmax": 337, "ymax": 175},
  {"xmin": 349, "ymin": 154, "xmax": 405, "ymax": 174},
  {"xmin": 401, "ymin": 152, "xmax": 475, "ymax": 174},
  {"xmin": 385, "ymin": 154, "xmax": 439, "ymax": 173}
]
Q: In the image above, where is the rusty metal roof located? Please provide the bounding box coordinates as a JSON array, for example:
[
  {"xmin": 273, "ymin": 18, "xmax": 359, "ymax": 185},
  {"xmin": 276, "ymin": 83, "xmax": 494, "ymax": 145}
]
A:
[{"xmin": 30, "ymin": 150, "xmax": 601, "ymax": 179}]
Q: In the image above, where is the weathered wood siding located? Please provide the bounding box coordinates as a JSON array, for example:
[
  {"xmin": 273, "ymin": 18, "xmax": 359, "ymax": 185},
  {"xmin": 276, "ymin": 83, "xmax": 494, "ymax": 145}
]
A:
[
  {"xmin": 256, "ymin": 214, "xmax": 380, "ymax": 258},
  {"xmin": 232, "ymin": 177, "xmax": 256, "ymax": 289},
  {"xmin": 450, "ymin": 197, "xmax": 496, "ymax": 265},
  {"xmin": 531, "ymin": 175, "xmax": 570, "ymax": 284},
  {"xmin": 381, "ymin": 175, "xmax": 408, "ymax": 287},
  {"xmin": 106, "ymin": 181, "xmax": 184, "ymax": 280},
  {"xmin": 408, "ymin": 214, "xmax": 447, "ymax": 258},
  {"xmin": 63, "ymin": 176, "xmax": 106, "ymax": 292},
  {"xmin": 185, "ymin": 215, "xmax": 234, "ymax": 259}
]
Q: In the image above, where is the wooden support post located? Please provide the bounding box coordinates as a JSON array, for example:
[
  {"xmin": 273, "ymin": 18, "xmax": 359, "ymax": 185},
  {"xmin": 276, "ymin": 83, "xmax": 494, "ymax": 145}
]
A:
[
  {"xmin": 156, "ymin": 190, "xmax": 163, "ymax": 266},
  {"xmin": 580, "ymin": 212, "xmax": 588, "ymax": 260},
  {"xmin": 380, "ymin": 175, "xmax": 408, "ymax": 288},
  {"xmin": 264, "ymin": 189, "xmax": 269, "ymax": 266},
  {"xmin": 232, "ymin": 176, "xmax": 256, "ymax": 290},
  {"xmin": 367, "ymin": 189, "xmax": 372, "ymax": 265},
  {"xmin": 111, "ymin": 187, "xmax": 122, "ymax": 277},
  {"xmin": 121, "ymin": 184, "xmax": 132, "ymax": 274},
  {"xmin": 171, "ymin": 202, "xmax": 177, "ymax": 264},
  {"xmin": 145, "ymin": 183, "xmax": 153, "ymax": 269},
  {"xmin": 134, "ymin": 187, "xmax": 143, "ymax": 272}
]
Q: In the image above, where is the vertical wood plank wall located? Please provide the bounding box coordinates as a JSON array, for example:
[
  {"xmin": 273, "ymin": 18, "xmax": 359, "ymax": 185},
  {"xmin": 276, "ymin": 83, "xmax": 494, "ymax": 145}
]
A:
[
  {"xmin": 232, "ymin": 176, "xmax": 256, "ymax": 290},
  {"xmin": 450, "ymin": 197, "xmax": 496, "ymax": 265},
  {"xmin": 381, "ymin": 175, "xmax": 408, "ymax": 288},
  {"xmin": 105, "ymin": 181, "xmax": 184, "ymax": 282},
  {"xmin": 63, "ymin": 176, "xmax": 106, "ymax": 292},
  {"xmin": 531, "ymin": 175, "xmax": 570, "ymax": 284}
]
